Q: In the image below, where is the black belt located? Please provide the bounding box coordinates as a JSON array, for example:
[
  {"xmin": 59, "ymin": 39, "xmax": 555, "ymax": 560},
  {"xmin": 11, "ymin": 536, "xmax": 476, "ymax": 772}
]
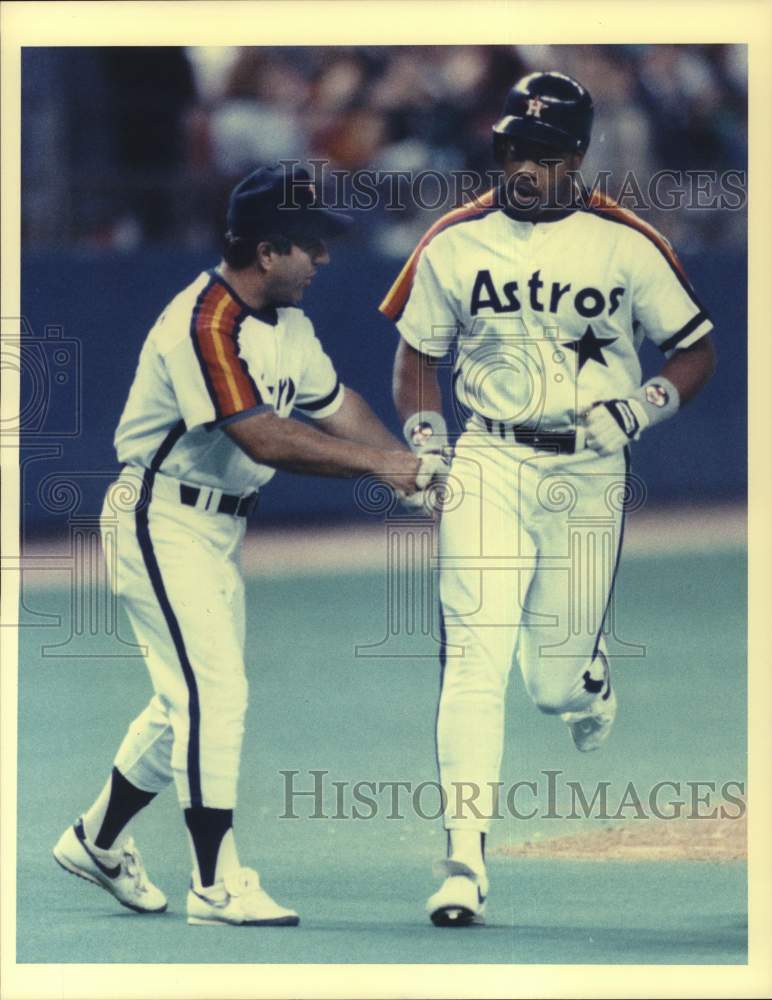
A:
[
  {"xmin": 481, "ymin": 417, "xmax": 576, "ymax": 454},
  {"xmin": 179, "ymin": 483, "xmax": 259, "ymax": 517}
]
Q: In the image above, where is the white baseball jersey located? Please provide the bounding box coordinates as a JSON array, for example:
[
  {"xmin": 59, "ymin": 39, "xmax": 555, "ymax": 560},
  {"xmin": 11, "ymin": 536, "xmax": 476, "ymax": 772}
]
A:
[
  {"xmin": 380, "ymin": 189, "xmax": 713, "ymax": 428},
  {"xmin": 116, "ymin": 268, "xmax": 345, "ymax": 493}
]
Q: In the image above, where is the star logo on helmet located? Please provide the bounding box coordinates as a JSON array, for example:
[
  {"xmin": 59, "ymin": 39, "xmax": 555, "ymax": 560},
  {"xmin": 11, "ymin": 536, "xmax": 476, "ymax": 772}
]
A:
[{"xmin": 526, "ymin": 97, "xmax": 546, "ymax": 118}]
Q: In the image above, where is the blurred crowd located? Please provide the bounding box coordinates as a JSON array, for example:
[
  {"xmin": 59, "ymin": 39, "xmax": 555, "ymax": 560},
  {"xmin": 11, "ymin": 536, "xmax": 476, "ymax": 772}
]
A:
[{"xmin": 23, "ymin": 44, "xmax": 747, "ymax": 254}]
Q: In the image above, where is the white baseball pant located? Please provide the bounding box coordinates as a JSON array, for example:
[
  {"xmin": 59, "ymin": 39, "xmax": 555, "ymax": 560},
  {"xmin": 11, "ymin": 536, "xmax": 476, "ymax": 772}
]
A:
[
  {"xmin": 436, "ymin": 425, "xmax": 629, "ymax": 830},
  {"xmin": 100, "ymin": 466, "xmax": 250, "ymax": 810}
]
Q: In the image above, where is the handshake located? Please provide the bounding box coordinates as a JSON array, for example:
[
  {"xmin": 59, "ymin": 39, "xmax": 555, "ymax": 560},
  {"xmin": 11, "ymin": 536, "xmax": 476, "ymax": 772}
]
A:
[{"xmin": 397, "ymin": 449, "xmax": 451, "ymax": 511}]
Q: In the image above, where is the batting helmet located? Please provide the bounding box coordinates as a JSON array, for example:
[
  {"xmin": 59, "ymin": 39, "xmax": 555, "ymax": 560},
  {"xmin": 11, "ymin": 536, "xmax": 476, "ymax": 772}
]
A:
[{"xmin": 492, "ymin": 71, "xmax": 594, "ymax": 156}]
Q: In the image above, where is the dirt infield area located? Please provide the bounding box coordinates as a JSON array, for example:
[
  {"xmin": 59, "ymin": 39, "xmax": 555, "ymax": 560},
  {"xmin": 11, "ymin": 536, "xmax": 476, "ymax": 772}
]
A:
[{"xmin": 496, "ymin": 809, "xmax": 747, "ymax": 862}]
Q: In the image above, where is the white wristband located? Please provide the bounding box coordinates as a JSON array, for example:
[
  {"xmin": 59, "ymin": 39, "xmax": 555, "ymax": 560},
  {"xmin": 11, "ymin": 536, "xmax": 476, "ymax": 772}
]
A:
[
  {"xmin": 631, "ymin": 376, "xmax": 680, "ymax": 430},
  {"xmin": 403, "ymin": 411, "xmax": 447, "ymax": 453}
]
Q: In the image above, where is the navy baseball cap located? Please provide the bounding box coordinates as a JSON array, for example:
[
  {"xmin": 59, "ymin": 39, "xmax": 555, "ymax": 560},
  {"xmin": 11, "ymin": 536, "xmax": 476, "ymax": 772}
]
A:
[{"xmin": 227, "ymin": 164, "xmax": 353, "ymax": 241}]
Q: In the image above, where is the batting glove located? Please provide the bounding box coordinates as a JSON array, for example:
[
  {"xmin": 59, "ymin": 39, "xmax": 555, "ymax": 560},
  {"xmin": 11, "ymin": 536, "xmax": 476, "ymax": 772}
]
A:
[
  {"xmin": 583, "ymin": 377, "xmax": 681, "ymax": 456},
  {"xmin": 584, "ymin": 399, "xmax": 648, "ymax": 455}
]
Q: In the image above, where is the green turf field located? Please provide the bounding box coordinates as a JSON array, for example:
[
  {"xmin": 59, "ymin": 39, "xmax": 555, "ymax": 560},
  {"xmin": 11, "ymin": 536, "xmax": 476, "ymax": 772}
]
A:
[{"xmin": 17, "ymin": 546, "xmax": 747, "ymax": 964}]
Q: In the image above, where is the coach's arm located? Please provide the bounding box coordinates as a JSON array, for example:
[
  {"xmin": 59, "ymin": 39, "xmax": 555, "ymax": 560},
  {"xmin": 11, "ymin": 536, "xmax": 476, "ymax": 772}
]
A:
[
  {"xmin": 312, "ymin": 386, "xmax": 404, "ymax": 451},
  {"xmin": 225, "ymin": 409, "xmax": 420, "ymax": 494}
]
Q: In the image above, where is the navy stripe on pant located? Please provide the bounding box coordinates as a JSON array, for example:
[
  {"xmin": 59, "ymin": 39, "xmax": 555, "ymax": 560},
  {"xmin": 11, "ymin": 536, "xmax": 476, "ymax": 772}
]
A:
[
  {"xmin": 592, "ymin": 446, "xmax": 631, "ymax": 660},
  {"xmin": 132, "ymin": 421, "xmax": 204, "ymax": 807}
]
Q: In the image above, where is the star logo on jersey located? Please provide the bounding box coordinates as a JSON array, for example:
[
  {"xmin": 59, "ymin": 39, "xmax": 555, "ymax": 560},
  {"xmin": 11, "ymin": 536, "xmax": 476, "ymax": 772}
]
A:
[{"xmin": 563, "ymin": 325, "xmax": 617, "ymax": 371}]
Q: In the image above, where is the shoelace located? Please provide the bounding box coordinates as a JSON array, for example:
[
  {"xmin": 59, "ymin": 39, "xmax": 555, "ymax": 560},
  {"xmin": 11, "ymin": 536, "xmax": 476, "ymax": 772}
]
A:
[
  {"xmin": 121, "ymin": 839, "xmax": 149, "ymax": 893},
  {"xmin": 223, "ymin": 867, "xmax": 261, "ymax": 898}
]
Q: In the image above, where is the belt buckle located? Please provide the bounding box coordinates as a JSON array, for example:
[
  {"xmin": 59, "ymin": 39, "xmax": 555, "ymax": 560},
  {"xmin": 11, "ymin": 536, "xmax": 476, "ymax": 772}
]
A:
[
  {"xmin": 514, "ymin": 426, "xmax": 575, "ymax": 453},
  {"xmin": 191, "ymin": 487, "xmax": 219, "ymax": 512}
]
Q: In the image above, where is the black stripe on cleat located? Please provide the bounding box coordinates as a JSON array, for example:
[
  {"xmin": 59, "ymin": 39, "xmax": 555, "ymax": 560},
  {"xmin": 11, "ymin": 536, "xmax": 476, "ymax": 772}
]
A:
[
  {"xmin": 431, "ymin": 905, "xmax": 476, "ymax": 927},
  {"xmin": 74, "ymin": 819, "xmax": 121, "ymax": 878},
  {"xmin": 243, "ymin": 914, "xmax": 300, "ymax": 927}
]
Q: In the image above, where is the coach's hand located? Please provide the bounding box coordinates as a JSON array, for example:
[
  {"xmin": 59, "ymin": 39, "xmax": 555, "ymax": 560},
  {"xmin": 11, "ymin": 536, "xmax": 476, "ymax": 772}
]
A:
[
  {"xmin": 378, "ymin": 450, "xmax": 424, "ymax": 497},
  {"xmin": 583, "ymin": 398, "xmax": 649, "ymax": 456},
  {"xmin": 398, "ymin": 450, "xmax": 451, "ymax": 511},
  {"xmin": 416, "ymin": 451, "xmax": 450, "ymax": 489}
]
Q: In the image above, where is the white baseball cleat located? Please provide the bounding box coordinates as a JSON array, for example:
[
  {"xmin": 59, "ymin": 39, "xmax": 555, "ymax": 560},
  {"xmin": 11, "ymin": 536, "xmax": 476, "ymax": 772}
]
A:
[
  {"xmin": 53, "ymin": 818, "xmax": 167, "ymax": 913},
  {"xmin": 562, "ymin": 666, "xmax": 618, "ymax": 752},
  {"xmin": 426, "ymin": 859, "xmax": 488, "ymax": 927},
  {"xmin": 187, "ymin": 867, "xmax": 300, "ymax": 926}
]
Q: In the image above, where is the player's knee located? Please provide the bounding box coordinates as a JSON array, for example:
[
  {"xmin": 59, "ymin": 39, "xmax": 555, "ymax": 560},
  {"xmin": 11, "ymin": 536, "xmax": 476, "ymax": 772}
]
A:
[
  {"xmin": 193, "ymin": 674, "xmax": 249, "ymax": 742},
  {"xmin": 532, "ymin": 692, "xmax": 569, "ymax": 715},
  {"xmin": 218, "ymin": 674, "xmax": 249, "ymax": 725},
  {"xmin": 525, "ymin": 675, "xmax": 575, "ymax": 715}
]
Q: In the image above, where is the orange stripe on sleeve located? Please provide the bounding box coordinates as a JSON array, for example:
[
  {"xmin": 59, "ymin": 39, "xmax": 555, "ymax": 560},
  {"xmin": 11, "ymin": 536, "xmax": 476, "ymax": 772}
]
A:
[
  {"xmin": 379, "ymin": 188, "xmax": 498, "ymax": 322},
  {"xmin": 193, "ymin": 285, "xmax": 260, "ymax": 418}
]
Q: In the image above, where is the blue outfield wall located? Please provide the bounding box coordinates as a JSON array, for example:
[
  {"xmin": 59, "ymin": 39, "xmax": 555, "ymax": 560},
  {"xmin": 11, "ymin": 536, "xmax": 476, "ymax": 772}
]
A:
[{"xmin": 19, "ymin": 242, "xmax": 746, "ymax": 537}]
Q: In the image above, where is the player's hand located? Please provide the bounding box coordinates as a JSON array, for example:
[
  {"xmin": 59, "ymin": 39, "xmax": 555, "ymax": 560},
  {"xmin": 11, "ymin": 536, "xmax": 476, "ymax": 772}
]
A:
[
  {"xmin": 378, "ymin": 450, "xmax": 423, "ymax": 496},
  {"xmin": 583, "ymin": 398, "xmax": 649, "ymax": 456},
  {"xmin": 398, "ymin": 450, "xmax": 451, "ymax": 511}
]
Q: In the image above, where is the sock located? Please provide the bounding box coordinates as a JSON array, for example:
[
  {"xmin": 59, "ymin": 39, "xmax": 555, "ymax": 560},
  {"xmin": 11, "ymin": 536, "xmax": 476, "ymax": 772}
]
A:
[
  {"xmin": 582, "ymin": 649, "xmax": 610, "ymax": 698},
  {"xmin": 184, "ymin": 806, "xmax": 235, "ymax": 888},
  {"xmin": 82, "ymin": 766, "xmax": 157, "ymax": 850},
  {"xmin": 449, "ymin": 828, "xmax": 485, "ymax": 872}
]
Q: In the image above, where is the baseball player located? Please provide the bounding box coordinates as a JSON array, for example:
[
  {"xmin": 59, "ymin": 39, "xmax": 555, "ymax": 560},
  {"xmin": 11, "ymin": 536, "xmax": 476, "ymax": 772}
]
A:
[
  {"xmin": 53, "ymin": 164, "xmax": 441, "ymax": 927},
  {"xmin": 382, "ymin": 72, "xmax": 717, "ymax": 926}
]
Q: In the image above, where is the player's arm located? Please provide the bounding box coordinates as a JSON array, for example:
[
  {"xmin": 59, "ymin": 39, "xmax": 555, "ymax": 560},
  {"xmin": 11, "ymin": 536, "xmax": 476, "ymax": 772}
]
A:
[
  {"xmin": 381, "ymin": 237, "xmax": 458, "ymax": 453},
  {"xmin": 657, "ymin": 334, "xmax": 716, "ymax": 403},
  {"xmin": 393, "ymin": 338, "xmax": 446, "ymax": 453},
  {"xmin": 312, "ymin": 386, "xmax": 404, "ymax": 451},
  {"xmin": 584, "ymin": 231, "xmax": 717, "ymax": 457},
  {"xmin": 224, "ymin": 409, "xmax": 421, "ymax": 494},
  {"xmin": 393, "ymin": 338, "xmax": 443, "ymax": 422}
]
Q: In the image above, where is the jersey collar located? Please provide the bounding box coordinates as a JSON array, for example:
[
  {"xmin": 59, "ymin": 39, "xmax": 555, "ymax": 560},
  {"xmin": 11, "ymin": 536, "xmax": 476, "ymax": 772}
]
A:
[
  {"xmin": 207, "ymin": 268, "xmax": 278, "ymax": 326},
  {"xmin": 496, "ymin": 177, "xmax": 583, "ymax": 225},
  {"xmin": 501, "ymin": 203, "xmax": 578, "ymax": 225}
]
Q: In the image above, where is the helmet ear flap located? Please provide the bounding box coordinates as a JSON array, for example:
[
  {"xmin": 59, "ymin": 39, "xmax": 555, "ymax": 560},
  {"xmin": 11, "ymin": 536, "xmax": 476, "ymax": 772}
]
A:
[{"xmin": 492, "ymin": 133, "xmax": 511, "ymax": 164}]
